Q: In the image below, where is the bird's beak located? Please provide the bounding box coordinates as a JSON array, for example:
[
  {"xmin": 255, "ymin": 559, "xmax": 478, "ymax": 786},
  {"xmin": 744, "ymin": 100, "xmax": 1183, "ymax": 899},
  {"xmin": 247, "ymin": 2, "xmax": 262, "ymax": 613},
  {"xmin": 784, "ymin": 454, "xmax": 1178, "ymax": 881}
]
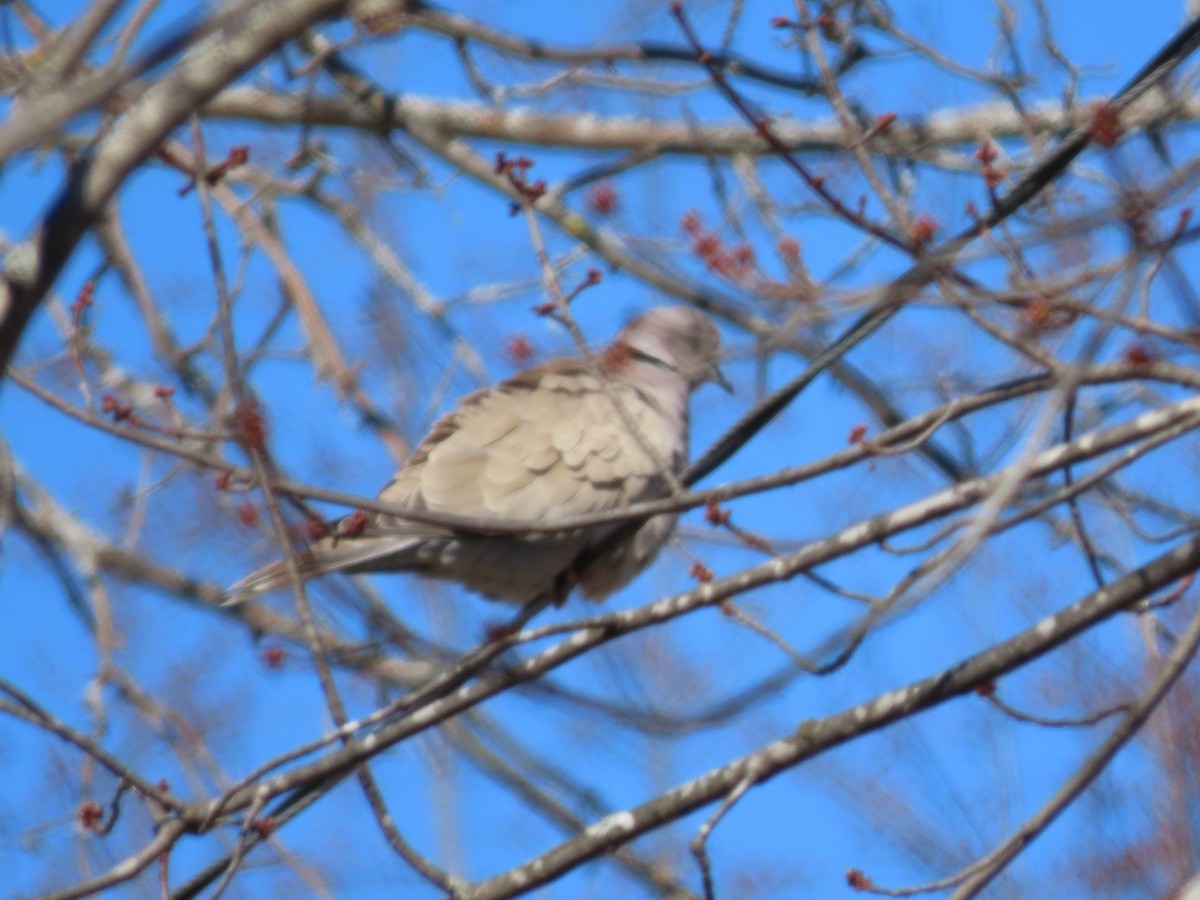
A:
[{"xmin": 710, "ymin": 364, "xmax": 733, "ymax": 394}]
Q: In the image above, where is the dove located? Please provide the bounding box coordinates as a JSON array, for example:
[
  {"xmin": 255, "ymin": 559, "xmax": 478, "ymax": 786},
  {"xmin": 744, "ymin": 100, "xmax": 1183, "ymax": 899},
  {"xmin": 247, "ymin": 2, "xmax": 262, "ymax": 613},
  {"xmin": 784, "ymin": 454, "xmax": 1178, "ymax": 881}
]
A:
[{"xmin": 227, "ymin": 306, "xmax": 728, "ymax": 605}]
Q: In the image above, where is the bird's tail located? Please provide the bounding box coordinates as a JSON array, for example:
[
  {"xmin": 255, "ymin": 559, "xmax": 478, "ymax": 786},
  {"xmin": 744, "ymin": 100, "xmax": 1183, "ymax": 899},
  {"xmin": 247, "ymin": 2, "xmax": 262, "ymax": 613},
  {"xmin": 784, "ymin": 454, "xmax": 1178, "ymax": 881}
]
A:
[
  {"xmin": 223, "ymin": 535, "xmax": 424, "ymax": 605},
  {"xmin": 223, "ymin": 558, "xmax": 295, "ymax": 605}
]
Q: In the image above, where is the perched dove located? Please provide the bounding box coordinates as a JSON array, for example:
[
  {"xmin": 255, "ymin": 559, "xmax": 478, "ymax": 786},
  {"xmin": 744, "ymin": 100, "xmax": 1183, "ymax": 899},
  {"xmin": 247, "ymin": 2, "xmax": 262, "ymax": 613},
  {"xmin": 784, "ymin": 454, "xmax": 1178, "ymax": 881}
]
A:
[{"xmin": 228, "ymin": 306, "xmax": 727, "ymax": 605}]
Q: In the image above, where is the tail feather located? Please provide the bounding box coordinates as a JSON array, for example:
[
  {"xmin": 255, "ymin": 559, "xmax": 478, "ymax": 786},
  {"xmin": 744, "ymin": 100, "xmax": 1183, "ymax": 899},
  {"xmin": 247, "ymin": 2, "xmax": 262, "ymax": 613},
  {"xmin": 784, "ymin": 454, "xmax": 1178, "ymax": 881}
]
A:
[{"xmin": 224, "ymin": 535, "xmax": 425, "ymax": 605}]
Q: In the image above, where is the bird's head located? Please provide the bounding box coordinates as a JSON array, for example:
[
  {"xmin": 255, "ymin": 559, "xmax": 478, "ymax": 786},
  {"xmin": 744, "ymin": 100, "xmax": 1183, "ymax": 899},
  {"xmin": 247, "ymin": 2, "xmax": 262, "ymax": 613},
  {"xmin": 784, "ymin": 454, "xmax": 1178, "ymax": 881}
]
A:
[{"xmin": 616, "ymin": 306, "xmax": 730, "ymax": 392}]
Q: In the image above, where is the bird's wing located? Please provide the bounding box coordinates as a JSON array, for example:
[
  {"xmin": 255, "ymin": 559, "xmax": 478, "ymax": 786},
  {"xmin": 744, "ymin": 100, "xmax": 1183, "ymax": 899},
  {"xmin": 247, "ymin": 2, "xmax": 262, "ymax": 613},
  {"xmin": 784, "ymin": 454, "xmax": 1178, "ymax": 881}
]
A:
[{"xmin": 381, "ymin": 359, "xmax": 680, "ymax": 529}]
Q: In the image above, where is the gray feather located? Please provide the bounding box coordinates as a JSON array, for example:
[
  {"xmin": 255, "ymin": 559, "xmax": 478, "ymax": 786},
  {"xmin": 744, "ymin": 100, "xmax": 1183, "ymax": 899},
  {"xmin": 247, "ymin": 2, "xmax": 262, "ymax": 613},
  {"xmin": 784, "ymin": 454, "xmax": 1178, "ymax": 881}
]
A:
[{"xmin": 225, "ymin": 306, "xmax": 725, "ymax": 606}]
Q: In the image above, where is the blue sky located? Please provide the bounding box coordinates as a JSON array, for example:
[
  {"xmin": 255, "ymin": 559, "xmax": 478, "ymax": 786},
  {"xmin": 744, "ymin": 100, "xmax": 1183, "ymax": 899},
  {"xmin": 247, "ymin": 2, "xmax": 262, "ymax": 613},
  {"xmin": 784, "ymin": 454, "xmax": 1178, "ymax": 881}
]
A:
[{"xmin": 2, "ymin": 1, "xmax": 1198, "ymax": 897}]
